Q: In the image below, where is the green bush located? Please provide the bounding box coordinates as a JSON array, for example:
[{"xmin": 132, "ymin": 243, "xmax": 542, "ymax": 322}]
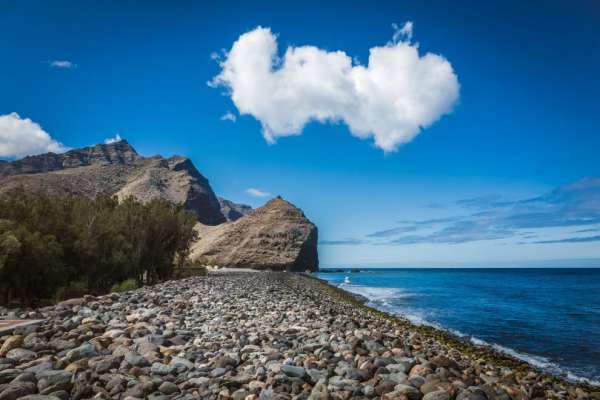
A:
[
  {"xmin": 0, "ymin": 189, "xmax": 198, "ymax": 305},
  {"xmin": 110, "ymin": 278, "xmax": 138, "ymax": 293},
  {"xmin": 55, "ymin": 280, "xmax": 89, "ymax": 302}
]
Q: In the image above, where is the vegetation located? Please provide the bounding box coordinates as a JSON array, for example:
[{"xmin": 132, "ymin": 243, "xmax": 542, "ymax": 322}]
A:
[
  {"xmin": 110, "ymin": 278, "xmax": 138, "ymax": 293},
  {"xmin": 0, "ymin": 189, "xmax": 197, "ymax": 305}
]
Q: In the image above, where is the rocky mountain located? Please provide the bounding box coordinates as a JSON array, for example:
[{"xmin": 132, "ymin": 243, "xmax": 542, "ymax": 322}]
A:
[
  {"xmin": 0, "ymin": 140, "xmax": 226, "ymax": 225},
  {"xmin": 0, "ymin": 140, "xmax": 141, "ymax": 176},
  {"xmin": 218, "ymin": 197, "xmax": 252, "ymax": 221},
  {"xmin": 191, "ymin": 197, "xmax": 319, "ymax": 271}
]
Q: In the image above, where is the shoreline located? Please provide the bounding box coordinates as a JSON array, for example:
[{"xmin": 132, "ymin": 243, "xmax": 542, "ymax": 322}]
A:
[
  {"xmin": 307, "ymin": 273, "xmax": 600, "ymax": 393},
  {"xmin": 0, "ymin": 271, "xmax": 598, "ymax": 399}
]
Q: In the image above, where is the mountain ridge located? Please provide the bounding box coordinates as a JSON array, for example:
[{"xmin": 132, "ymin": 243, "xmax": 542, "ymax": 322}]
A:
[{"xmin": 0, "ymin": 140, "xmax": 226, "ymax": 225}]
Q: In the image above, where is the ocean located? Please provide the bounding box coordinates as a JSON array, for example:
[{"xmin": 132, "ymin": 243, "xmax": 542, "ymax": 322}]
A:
[{"xmin": 316, "ymin": 268, "xmax": 600, "ymax": 385}]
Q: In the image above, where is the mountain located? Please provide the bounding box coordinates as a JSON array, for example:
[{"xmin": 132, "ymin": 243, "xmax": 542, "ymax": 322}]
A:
[
  {"xmin": 218, "ymin": 197, "xmax": 252, "ymax": 221},
  {"xmin": 0, "ymin": 140, "xmax": 141, "ymax": 176},
  {"xmin": 191, "ymin": 197, "xmax": 319, "ymax": 271},
  {"xmin": 0, "ymin": 140, "xmax": 226, "ymax": 225}
]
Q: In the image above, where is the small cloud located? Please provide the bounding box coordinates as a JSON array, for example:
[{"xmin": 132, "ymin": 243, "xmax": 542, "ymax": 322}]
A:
[
  {"xmin": 367, "ymin": 177, "xmax": 600, "ymax": 246},
  {"xmin": 246, "ymin": 188, "xmax": 271, "ymax": 197},
  {"xmin": 49, "ymin": 60, "xmax": 76, "ymax": 69},
  {"xmin": 456, "ymin": 194, "xmax": 513, "ymax": 209},
  {"xmin": 528, "ymin": 235, "xmax": 600, "ymax": 244},
  {"xmin": 574, "ymin": 227, "xmax": 600, "ymax": 233},
  {"xmin": 366, "ymin": 226, "xmax": 420, "ymax": 238},
  {"xmin": 320, "ymin": 238, "xmax": 365, "ymax": 246},
  {"xmin": 0, "ymin": 112, "xmax": 69, "ymax": 158},
  {"xmin": 220, "ymin": 111, "xmax": 237, "ymax": 122},
  {"xmin": 425, "ymin": 202, "xmax": 445, "ymax": 209},
  {"xmin": 104, "ymin": 134, "xmax": 122, "ymax": 144},
  {"xmin": 391, "ymin": 21, "xmax": 413, "ymax": 43}
]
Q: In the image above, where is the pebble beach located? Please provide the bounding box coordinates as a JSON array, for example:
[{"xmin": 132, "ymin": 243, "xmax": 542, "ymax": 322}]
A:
[{"xmin": 0, "ymin": 272, "xmax": 598, "ymax": 400}]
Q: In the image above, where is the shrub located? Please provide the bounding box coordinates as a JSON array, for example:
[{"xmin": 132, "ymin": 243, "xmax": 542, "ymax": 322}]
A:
[
  {"xmin": 0, "ymin": 189, "xmax": 197, "ymax": 305},
  {"xmin": 55, "ymin": 280, "xmax": 88, "ymax": 302},
  {"xmin": 110, "ymin": 278, "xmax": 138, "ymax": 293}
]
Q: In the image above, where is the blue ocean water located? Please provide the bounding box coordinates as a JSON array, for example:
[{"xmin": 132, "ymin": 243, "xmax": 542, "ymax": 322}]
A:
[{"xmin": 317, "ymin": 268, "xmax": 600, "ymax": 385}]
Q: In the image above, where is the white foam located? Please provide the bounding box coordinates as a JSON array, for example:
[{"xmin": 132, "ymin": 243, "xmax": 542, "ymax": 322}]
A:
[
  {"xmin": 335, "ymin": 281, "xmax": 600, "ymax": 387},
  {"xmin": 339, "ymin": 283, "xmax": 414, "ymax": 301},
  {"xmin": 470, "ymin": 337, "xmax": 600, "ymax": 386}
]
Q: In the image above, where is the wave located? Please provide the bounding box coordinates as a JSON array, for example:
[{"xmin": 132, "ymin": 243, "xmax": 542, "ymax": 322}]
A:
[
  {"xmin": 335, "ymin": 282, "xmax": 600, "ymax": 387},
  {"xmin": 339, "ymin": 283, "xmax": 414, "ymax": 301}
]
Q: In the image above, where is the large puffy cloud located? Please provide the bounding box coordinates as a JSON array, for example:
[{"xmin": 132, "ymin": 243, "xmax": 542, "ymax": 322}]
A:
[
  {"xmin": 0, "ymin": 113, "xmax": 68, "ymax": 158},
  {"xmin": 210, "ymin": 24, "xmax": 459, "ymax": 151}
]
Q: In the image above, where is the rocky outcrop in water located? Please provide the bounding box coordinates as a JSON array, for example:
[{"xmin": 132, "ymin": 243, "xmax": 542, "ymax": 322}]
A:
[
  {"xmin": 191, "ymin": 197, "xmax": 319, "ymax": 271},
  {"xmin": 0, "ymin": 140, "xmax": 226, "ymax": 225}
]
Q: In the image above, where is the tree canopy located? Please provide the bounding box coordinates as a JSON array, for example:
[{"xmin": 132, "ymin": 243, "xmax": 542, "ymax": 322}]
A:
[{"xmin": 0, "ymin": 189, "xmax": 197, "ymax": 305}]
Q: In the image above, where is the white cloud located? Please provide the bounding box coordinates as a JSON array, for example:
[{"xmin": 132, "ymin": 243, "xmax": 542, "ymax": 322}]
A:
[
  {"xmin": 220, "ymin": 111, "xmax": 237, "ymax": 122},
  {"xmin": 392, "ymin": 21, "xmax": 413, "ymax": 43},
  {"xmin": 210, "ymin": 23, "xmax": 459, "ymax": 152},
  {"xmin": 0, "ymin": 113, "xmax": 69, "ymax": 158},
  {"xmin": 246, "ymin": 188, "xmax": 271, "ymax": 197},
  {"xmin": 49, "ymin": 60, "xmax": 75, "ymax": 69},
  {"xmin": 105, "ymin": 133, "xmax": 122, "ymax": 144}
]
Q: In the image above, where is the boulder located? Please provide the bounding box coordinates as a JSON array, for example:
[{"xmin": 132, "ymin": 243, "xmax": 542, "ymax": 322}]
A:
[{"xmin": 191, "ymin": 197, "xmax": 318, "ymax": 271}]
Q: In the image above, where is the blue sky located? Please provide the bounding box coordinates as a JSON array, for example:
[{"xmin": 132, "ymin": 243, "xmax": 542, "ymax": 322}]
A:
[{"xmin": 1, "ymin": 0, "xmax": 600, "ymax": 267}]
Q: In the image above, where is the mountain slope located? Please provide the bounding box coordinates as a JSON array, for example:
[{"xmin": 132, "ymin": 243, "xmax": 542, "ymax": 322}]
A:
[
  {"xmin": 218, "ymin": 197, "xmax": 252, "ymax": 221},
  {"xmin": 0, "ymin": 140, "xmax": 226, "ymax": 225}
]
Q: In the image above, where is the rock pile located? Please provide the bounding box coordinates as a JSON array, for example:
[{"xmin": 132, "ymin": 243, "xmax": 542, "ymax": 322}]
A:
[{"xmin": 0, "ymin": 273, "xmax": 596, "ymax": 400}]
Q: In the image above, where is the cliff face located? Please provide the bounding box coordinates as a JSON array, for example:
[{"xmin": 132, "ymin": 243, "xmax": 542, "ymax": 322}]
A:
[
  {"xmin": 0, "ymin": 140, "xmax": 141, "ymax": 176},
  {"xmin": 218, "ymin": 197, "xmax": 252, "ymax": 221},
  {"xmin": 191, "ymin": 197, "xmax": 319, "ymax": 271},
  {"xmin": 0, "ymin": 140, "xmax": 226, "ymax": 225}
]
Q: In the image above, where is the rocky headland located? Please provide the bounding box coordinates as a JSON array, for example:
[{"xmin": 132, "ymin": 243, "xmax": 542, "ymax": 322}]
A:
[
  {"xmin": 191, "ymin": 198, "xmax": 319, "ymax": 272},
  {"xmin": 1, "ymin": 272, "xmax": 597, "ymax": 400}
]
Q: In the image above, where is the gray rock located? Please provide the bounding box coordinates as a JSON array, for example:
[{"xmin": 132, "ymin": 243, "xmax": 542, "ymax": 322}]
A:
[
  {"xmin": 0, "ymin": 381, "xmax": 36, "ymax": 400},
  {"xmin": 391, "ymin": 383, "xmax": 422, "ymax": 400},
  {"xmin": 24, "ymin": 361, "xmax": 54, "ymax": 375},
  {"xmin": 423, "ymin": 390, "xmax": 451, "ymax": 400},
  {"xmin": 36, "ymin": 370, "xmax": 72, "ymax": 388},
  {"xmin": 6, "ymin": 348, "xmax": 37, "ymax": 362},
  {"xmin": 64, "ymin": 344, "xmax": 97, "ymax": 363},
  {"xmin": 169, "ymin": 356, "xmax": 194, "ymax": 371},
  {"xmin": 124, "ymin": 352, "xmax": 147, "ymax": 366},
  {"xmin": 151, "ymin": 362, "xmax": 176, "ymax": 375},
  {"xmin": 281, "ymin": 364, "xmax": 306, "ymax": 378},
  {"xmin": 48, "ymin": 339, "xmax": 76, "ymax": 352},
  {"xmin": 210, "ymin": 367, "xmax": 227, "ymax": 378},
  {"xmin": 158, "ymin": 381, "xmax": 180, "ymax": 395},
  {"xmin": 0, "ymin": 370, "xmax": 22, "ymax": 384},
  {"xmin": 307, "ymin": 368, "xmax": 328, "ymax": 383}
]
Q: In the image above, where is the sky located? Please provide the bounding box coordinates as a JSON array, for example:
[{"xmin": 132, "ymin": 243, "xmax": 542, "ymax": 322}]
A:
[{"xmin": 1, "ymin": 0, "xmax": 600, "ymax": 267}]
